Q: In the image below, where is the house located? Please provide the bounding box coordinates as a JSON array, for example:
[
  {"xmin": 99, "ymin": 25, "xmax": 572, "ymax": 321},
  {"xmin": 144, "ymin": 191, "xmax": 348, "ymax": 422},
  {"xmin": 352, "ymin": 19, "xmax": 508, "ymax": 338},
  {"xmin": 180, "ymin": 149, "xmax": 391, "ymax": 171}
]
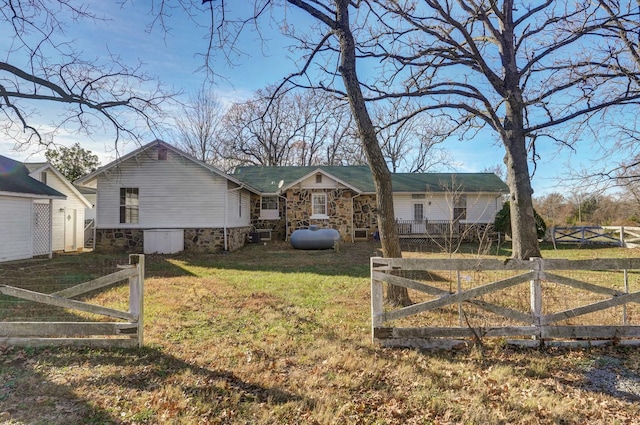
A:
[
  {"xmin": 232, "ymin": 165, "xmax": 509, "ymax": 242},
  {"xmin": 25, "ymin": 162, "xmax": 93, "ymax": 252},
  {"xmin": 75, "ymin": 140, "xmax": 259, "ymax": 254},
  {"xmin": 0, "ymin": 155, "xmax": 66, "ymax": 262}
]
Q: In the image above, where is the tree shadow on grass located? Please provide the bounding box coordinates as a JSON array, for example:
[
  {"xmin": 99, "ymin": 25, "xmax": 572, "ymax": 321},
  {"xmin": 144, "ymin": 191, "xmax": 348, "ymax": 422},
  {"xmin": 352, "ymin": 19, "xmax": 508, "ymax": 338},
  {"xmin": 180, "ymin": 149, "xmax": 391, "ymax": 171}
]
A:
[{"xmin": 0, "ymin": 345, "xmax": 304, "ymax": 425}]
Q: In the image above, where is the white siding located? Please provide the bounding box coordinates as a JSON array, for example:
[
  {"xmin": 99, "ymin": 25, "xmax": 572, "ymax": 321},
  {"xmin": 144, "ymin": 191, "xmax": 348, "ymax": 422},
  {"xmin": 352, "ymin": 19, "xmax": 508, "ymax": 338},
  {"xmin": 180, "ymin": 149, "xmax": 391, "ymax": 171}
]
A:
[
  {"xmin": 467, "ymin": 195, "xmax": 502, "ymax": 223},
  {"xmin": 96, "ymin": 146, "xmax": 229, "ymax": 228},
  {"xmin": 0, "ymin": 196, "xmax": 32, "ymax": 262},
  {"xmin": 84, "ymin": 193, "xmax": 96, "ymax": 221},
  {"xmin": 393, "ymin": 193, "xmax": 502, "ymax": 223},
  {"xmin": 300, "ymin": 173, "xmax": 343, "ymax": 189},
  {"xmin": 226, "ymin": 187, "xmax": 252, "ymax": 227}
]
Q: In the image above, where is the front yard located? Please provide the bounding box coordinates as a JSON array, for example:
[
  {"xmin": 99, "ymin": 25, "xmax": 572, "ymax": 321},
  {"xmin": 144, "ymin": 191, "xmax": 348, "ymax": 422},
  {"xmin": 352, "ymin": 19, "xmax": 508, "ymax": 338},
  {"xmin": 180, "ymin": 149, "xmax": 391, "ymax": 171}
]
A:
[{"xmin": 1, "ymin": 241, "xmax": 639, "ymax": 424}]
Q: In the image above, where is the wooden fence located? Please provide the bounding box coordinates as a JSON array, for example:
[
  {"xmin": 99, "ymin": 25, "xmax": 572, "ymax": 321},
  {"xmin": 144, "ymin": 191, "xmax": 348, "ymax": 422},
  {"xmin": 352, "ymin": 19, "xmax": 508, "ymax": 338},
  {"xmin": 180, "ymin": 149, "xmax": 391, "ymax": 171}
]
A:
[
  {"xmin": 371, "ymin": 257, "xmax": 640, "ymax": 349},
  {"xmin": 0, "ymin": 254, "xmax": 144, "ymax": 348},
  {"xmin": 551, "ymin": 226, "xmax": 640, "ymax": 247},
  {"xmin": 601, "ymin": 226, "xmax": 640, "ymax": 248}
]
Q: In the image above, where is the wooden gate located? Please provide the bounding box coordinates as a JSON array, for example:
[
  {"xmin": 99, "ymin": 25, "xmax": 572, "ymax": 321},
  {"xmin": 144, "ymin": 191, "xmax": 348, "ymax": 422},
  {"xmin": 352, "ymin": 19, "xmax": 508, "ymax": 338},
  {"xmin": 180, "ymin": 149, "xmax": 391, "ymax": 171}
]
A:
[
  {"xmin": 371, "ymin": 257, "xmax": 640, "ymax": 349},
  {"xmin": 0, "ymin": 254, "xmax": 144, "ymax": 348}
]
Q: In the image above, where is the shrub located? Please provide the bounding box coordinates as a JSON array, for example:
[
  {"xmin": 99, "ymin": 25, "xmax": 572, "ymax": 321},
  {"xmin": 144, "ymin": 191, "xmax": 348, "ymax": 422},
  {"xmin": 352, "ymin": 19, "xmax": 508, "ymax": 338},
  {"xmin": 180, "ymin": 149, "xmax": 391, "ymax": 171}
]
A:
[{"xmin": 494, "ymin": 201, "xmax": 547, "ymax": 239}]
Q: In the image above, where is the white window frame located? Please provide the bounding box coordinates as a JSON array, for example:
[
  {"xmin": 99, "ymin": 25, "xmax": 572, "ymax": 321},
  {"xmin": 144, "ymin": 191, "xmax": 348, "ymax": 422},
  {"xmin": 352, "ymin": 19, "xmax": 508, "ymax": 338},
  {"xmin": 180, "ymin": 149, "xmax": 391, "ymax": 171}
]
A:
[
  {"xmin": 260, "ymin": 196, "xmax": 279, "ymax": 219},
  {"xmin": 120, "ymin": 188, "xmax": 139, "ymax": 224},
  {"xmin": 453, "ymin": 195, "xmax": 467, "ymax": 221},
  {"xmin": 311, "ymin": 193, "xmax": 328, "ymax": 218}
]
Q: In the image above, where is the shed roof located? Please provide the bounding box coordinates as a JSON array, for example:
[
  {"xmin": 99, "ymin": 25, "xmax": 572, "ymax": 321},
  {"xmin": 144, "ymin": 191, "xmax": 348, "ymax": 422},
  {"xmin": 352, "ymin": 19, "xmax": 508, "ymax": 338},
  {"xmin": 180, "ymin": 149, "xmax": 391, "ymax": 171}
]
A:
[
  {"xmin": 24, "ymin": 162, "xmax": 92, "ymax": 208},
  {"xmin": 0, "ymin": 155, "xmax": 66, "ymax": 199},
  {"xmin": 232, "ymin": 165, "xmax": 509, "ymax": 194}
]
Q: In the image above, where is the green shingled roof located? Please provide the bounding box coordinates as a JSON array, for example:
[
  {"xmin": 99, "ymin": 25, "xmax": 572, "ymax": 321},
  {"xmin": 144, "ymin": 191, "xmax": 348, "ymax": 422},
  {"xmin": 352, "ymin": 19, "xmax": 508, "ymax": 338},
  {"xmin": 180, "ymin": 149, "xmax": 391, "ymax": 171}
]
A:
[
  {"xmin": 0, "ymin": 155, "xmax": 66, "ymax": 198},
  {"xmin": 233, "ymin": 166, "xmax": 509, "ymax": 194}
]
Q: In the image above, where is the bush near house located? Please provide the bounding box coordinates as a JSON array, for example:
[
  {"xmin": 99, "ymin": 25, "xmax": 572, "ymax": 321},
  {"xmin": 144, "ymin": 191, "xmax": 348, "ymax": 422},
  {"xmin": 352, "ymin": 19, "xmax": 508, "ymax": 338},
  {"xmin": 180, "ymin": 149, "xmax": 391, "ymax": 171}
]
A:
[{"xmin": 495, "ymin": 200, "xmax": 547, "ymax": 239}]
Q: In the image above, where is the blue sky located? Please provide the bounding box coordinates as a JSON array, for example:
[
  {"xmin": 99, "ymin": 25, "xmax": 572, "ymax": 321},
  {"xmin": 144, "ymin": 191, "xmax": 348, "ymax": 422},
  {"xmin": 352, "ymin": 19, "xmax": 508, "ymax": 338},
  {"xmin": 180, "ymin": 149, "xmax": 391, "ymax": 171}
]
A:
[{"xmin": 0, "ymin": 2, "xmax": 604, "ymax": 197}]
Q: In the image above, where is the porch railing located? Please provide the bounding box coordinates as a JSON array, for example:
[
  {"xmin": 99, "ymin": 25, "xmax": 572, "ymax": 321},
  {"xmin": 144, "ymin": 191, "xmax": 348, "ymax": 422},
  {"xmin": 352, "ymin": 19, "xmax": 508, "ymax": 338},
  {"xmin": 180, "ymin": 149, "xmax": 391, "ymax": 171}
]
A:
[{"xmin": 395, "ymin": 219, "xmax": 460, "ymax": 236}]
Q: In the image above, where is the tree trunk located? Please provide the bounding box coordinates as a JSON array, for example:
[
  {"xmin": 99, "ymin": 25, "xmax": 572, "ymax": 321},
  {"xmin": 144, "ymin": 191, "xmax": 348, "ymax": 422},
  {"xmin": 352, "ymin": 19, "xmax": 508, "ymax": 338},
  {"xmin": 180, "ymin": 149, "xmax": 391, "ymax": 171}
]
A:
[
  {"xmin": 503, "ymin": 100, "xmax": 541, "ymax": 260},
  {"xmin": 500, "ymin": 4, "xmax": 541, "ymax": 261},
  {"xmin": 335, "ymin": 0, "xmax": 411, "ymax": 306}
]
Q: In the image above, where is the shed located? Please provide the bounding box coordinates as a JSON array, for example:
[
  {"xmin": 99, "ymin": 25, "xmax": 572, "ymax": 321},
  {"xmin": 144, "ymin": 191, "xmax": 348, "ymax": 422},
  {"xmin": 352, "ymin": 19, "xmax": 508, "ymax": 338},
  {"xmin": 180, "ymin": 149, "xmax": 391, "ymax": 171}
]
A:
[{"xmin": 0, "ymin": 155, "xmax": 66, "ymax": 262}]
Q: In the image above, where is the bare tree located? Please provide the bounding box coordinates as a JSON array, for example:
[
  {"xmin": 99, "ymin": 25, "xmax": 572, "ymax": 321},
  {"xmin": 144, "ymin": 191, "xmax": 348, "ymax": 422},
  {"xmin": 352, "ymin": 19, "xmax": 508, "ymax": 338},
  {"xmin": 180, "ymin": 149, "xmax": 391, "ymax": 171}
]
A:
[
  {"xmin": 370, "ymin": 0, "xmax": 640, "ymax": 259},
  {"xmin": 174, "ymin": 89, "xmax": 226, "ymax": 165},
  {"xmin": 222, "ymin": 86, "xmax": 307, "ymax": 166},
  {"xmin": 221, "ymin": 86, "xmax": 366, "ymax": 168},
  {"xmin": 1, "ymin": 1, "xmax": 171, "ymax": 149},
  {"xmin": 373, "ymin": 103, "xmax": 453, "ymax": 173}
]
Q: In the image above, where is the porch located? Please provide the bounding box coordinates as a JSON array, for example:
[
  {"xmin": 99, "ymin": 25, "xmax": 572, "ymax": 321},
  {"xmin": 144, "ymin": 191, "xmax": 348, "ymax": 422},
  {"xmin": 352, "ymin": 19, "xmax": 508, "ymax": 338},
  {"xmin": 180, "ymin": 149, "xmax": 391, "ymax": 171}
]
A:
[{"xmin": 395, "ymin": 219, "xmax": 496, "ymax": 243}]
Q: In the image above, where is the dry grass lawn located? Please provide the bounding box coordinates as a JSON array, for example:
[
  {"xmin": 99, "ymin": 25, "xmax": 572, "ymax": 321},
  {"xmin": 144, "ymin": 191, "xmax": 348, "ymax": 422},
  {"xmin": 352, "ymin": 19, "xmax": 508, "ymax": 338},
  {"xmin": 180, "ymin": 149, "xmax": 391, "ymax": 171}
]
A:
[{"xmin": 1, "ymin": 241, "xmax": 639, "ymax": 424}]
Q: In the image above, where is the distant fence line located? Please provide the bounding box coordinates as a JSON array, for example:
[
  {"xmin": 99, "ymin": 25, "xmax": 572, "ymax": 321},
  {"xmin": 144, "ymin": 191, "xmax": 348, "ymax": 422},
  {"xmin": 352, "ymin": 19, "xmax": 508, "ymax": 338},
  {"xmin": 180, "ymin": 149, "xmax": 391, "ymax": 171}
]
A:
[
  {"xmin": 552, "ymin": 226, "xmax": 640, "ymax": 248},
  {"xmin": 371, "ymin": 257, "xmax": 640, "ymax": 349}
]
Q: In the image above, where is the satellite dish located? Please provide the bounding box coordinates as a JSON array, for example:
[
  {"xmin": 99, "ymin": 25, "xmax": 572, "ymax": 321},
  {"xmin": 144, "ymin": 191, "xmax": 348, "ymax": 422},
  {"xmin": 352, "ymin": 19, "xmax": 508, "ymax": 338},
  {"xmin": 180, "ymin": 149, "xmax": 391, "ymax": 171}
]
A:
[{"xmin": 278, "ymin": 180, "xmax": 284, "ymax": 189}]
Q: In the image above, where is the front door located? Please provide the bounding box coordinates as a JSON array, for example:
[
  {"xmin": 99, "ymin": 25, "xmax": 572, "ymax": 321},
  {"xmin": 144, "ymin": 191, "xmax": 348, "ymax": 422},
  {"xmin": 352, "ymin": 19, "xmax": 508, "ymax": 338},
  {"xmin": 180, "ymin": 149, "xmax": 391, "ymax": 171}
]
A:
[{"xmin": 413, "ymin": 203, "xmax": 425, "ymax": 233}]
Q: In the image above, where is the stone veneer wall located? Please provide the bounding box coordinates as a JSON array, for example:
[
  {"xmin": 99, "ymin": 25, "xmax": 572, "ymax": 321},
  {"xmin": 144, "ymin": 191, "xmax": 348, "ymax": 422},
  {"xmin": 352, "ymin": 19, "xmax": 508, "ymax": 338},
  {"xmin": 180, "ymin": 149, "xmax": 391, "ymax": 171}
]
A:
[
  {"xmin": 249, "ymin": 193, "xmax": 287, "ymax": 240},
  {"xmin": 353, "ymin": 194, "xmax": 378, "ymax": 235},
  {"xmin": 285, "ymin": 188, "xmax": 354, "ymax": 241},
  {"xmin": 95, "ymin": 229, "xmax": 144, "ymax": 253},
  {"xmin": 95, "ymin": 226, "xmax": 251, "ymax": 254}
]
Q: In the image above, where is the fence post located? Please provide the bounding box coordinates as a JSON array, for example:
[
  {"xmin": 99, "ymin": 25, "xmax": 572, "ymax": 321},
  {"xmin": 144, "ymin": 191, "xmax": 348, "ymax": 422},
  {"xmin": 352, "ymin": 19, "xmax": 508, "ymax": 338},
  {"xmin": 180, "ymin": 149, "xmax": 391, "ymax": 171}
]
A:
[
  {"xmin": 371, "ymin": 257, "xmax": 385, "ymax": 342},
  {"xmin": 129, "ymin": 254, "xmax": 145, "ymax": 348},
  {"xmin": 529, "ymin": 257, "xmax": 542, "ymax": 339},
  {"xmin": 623, "ymin": 268, "xmax": 629, "ymax": 325}
]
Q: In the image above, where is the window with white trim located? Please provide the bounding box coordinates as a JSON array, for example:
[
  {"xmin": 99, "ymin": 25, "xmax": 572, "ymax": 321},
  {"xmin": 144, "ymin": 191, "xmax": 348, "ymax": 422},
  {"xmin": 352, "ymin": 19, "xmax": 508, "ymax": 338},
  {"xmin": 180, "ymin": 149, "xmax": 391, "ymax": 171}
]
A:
[
  {"xmin": 120, "ymin": 188, "xmax": 139, "ymax": 224},
  {"xmin": 260, "ymin": 196, "xmax": 279, "ymax": 219},
  {"xmin": 453, "ymin": 195, "xmax": 467, "ymax": 220},
  {"xmin": 311, "ymin": 193, "xmax": 327, "ymax": 217}
]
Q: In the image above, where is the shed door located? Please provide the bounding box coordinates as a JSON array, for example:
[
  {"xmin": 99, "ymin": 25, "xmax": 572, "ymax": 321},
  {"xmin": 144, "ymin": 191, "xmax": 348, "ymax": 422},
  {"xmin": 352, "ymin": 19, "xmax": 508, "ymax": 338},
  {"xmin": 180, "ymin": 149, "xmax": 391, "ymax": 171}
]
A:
[{"xmin": 64, "ymin": 208, "xmax": 78, "ymax": 252}]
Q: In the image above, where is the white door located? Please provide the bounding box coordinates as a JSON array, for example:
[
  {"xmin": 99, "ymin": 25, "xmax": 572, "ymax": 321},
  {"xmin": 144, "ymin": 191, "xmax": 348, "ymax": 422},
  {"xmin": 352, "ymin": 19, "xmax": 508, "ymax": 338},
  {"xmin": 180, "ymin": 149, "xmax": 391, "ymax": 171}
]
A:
[
  {"xmin": 64, "ymin": 208, "xmax": 77, "ymax": 252},
  {"xmin": 413, "ymin": 203, "xmax": 426, "ymax": 233}
]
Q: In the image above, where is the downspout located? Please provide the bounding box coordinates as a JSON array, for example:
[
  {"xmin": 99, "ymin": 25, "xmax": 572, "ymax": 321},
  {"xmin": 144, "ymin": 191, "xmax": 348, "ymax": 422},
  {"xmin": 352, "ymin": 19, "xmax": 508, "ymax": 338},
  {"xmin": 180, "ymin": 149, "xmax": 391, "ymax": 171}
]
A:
[
  {"xmin": 225, "ymin": 184, "xmax": 245, "ymax": 251},
  {"xmin": 278, "ymin": 194, "xmax": 289, "ymax": 241},
  {"xmin": 351, "ymin": 193, "xmax": 361, "ymax": 243}
]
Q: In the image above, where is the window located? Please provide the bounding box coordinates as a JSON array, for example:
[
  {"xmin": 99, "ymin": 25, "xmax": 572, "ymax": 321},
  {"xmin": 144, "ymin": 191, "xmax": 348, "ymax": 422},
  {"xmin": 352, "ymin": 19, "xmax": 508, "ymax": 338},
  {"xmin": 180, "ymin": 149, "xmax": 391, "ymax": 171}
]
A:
[
  {"xmin": 261, "ymin": 196, "xmax": 278, "ymax": 211},
  {"xmin": 238, "ymin": 193, "xmax": 242, "ymax": 218},
  {"xmin": 40, "ymin": 171, "xmax": 47, "ymax": 185},
  {"xmin": 315, "ymin": 174, "xmax": 322, "ymax": 184},
  {"xmin": 260, "ymin": 196, "xmax": 279, "ymax": 219},
  {"xmin": 411, "ymin": 193, "xmax": 426, "ymax": 199},
  {"xmin": 312, "ymin": 193, "xmax": 327, "ymax": 217},
  {"xmin": 120, "ymin": 188, "xmax": 139, "ymax": 224},
  {"xmin": 158, "ymin": 147, "xmax": 167, "ymax": 160},
  {"xmin": 453, "ymin": 195, "xmax": 467, "ymax": 220}
]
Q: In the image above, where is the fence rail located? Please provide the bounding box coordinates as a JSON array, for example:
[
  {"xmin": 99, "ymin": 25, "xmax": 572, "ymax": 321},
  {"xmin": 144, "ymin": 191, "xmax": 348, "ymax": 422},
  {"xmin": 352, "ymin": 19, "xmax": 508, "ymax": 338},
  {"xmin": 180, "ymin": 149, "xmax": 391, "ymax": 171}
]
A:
[
  {"xmin": 551, "ymin": 226, "xmax": 640, "ymax": 247},
  {"xmin": 371, "ymin": 257, "xmax": 640, "ymax": 349},
  {"xmin": 0, "ymin": 254, "xmax": 144, "ymax": 348}
]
